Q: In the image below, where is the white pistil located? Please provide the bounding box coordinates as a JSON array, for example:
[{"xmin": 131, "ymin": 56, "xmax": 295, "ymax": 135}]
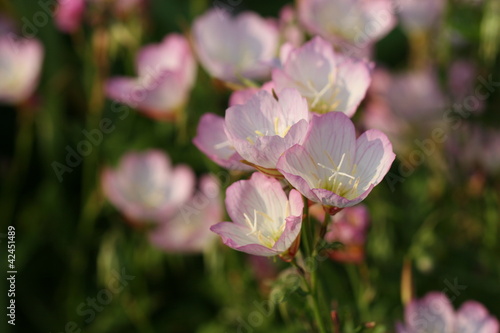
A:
[
  {"xmin": 243, "ymin": 209, "xmax": 286, "ymax": 248},
  {"xmin": 318, "ymin": 153, "xmax": 361, "ymax": 197},
  {"xmin": 214, "ymin": 141, "xmax": 232, "ymax": 150},
  {"xmin": 244, "ymin": 210, "xmax": 258, "ymax": 236}
]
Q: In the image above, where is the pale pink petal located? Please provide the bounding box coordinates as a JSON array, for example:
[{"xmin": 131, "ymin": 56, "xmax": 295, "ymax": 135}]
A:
[
  {"xmin": 193, "ymin": 113, "xmax": 252, "ymax": 170},
  {"xmin": 354, "ymin": 129, "xmax": 396, "ymax": 192},
  {"xmin": 334, "ymin": 56, "xmax": 373, "ymax": 117}
]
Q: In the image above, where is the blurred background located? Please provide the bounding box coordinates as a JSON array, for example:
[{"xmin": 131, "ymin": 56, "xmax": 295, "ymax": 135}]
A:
[{"xmin": 0, "ymin": 0, "xmax": 499, "ymax": 332}]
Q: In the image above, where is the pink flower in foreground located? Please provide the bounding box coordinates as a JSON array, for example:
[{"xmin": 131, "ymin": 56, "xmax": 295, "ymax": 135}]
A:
[
  {"xmin": 277, "ymin": 112, "xmax": 395, "ymax": 214},
  {"xmin": 398, "ymin": 0, "xmax": 446, "ymax": 33},
  {"xmin": 225, "ymin": 88, "xmax": 310, "ymax": 177},
  {"xmin": 396, "ymin": 292, "xmax": 499, "ymax": 333},
  {"xmin": 102, "ymin": 150, "xmax": 195, "ymax": 224},
  {"xmin": 298, "ymin": 0, "xmax": 396, "ymax": 54},
  {"xmin": 0, "ymin": 35, "xmax": 44, "ymax": 104},
  {"xmin": 149, "ymin": 175, "xmax": 221, "ymax": 253},
  {"xmin": 54, "ymin": 0, "xmax": 86, "ymax": 34},
  {"xmin": 211, "ymin": 172, "xmax": 303, "ymax": 257},
  {"xmin": 273, "ymin": 37, "xmax": 372, "ymax": 116},
  {"xmin": 106, "ymin": 34, "xmax": 196, "ymax": 120},
  {"xmin": 192, "ymin": 9, "xmax": 278, "ymax": 83},
  {"xmin": 193, "ymin": 113, "xmax": 253, "ymax": 171}
]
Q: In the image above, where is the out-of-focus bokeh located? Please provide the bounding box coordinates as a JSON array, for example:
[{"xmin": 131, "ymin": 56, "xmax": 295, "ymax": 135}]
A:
[{"xmin": 0, "ymin": 0, "xmax": 499, "ymax": 332}]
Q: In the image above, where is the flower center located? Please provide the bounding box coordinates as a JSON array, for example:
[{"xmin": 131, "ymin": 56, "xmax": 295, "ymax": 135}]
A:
[
  {"xmin": 243, "ymin": 209, "xmax": 286, "ymax": 248},
  {"xmin": 317, "ymin": 152, "xmax": 361, "ymax": 199},
  {"xmin": 246, "ymin": 117, "xmax": 292, "ymax": 143}
]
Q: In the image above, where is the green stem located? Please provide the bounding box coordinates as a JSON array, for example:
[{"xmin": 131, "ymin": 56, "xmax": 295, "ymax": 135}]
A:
[
  {"xmin": 346, "ymin": 264, "xmax": 368, "ymax": 320},
  {"xmin": 291, "ymin": 259, "xmax": 328, "ymax": 333},
  {"xmin": 301, "ymin": 196, "xmax": 312, "ymax": 257}
]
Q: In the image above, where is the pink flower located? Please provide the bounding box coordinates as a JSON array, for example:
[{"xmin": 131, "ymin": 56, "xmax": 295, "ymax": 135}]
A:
[
  {"xmin": 272, "ymin": 37, "xmax": 372, "ymax": 116},
  {"xmin": 225, "ymin": 88, "xmax": 310, "ymax": 177},
  {"xmin": 101, "ymin": 150, "xmax": 195, "ymax": 224},
  {"xmin": 396, "ymin": 292, "xmax": 499, "ymax": 333},
  {"xmin": 105, "ymin": 34, "xmax": 196, "ymax": 120},
  {"xmin": 193, "ymin": 113, "xmax": 253, "ymax": 171},
  {"xmin": 398, "ymin": 0, "xmax": 446, "ymax": 33},
  {"xmin": 54, "ymin": 0, "xmax": 86, "ymax": 34},
  {"xmin": 0, "ymin": 35, "xmax": 44, "ymax": 104},
  {"xmin": 192, "ymin": 9, "xmax": 278, "ymax": 83},
  {"xmin": 148, "ymin": 175, "xmax": 222, "ymax": 253},
  {"xmin": 277, "ymin": 112, "xmax": 395, "ymax": 213},
  {"xmin": 210, "ymin": 172, "xmax": 304, "ymax": 257},
  {"xmin": 297, "ymin": 0, "xmax": 396, "ymax": 55}
]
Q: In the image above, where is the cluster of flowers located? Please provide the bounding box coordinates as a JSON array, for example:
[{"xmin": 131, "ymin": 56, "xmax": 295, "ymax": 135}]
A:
[{"xmin": 1, "ymin": 0, "xmax": 498, "ymax": 330}]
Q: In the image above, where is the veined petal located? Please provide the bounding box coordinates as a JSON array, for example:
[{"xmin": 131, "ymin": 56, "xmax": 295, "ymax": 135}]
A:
[
  {"xmin": 193, "ymin": 113, "xmax": 252, "ymax": 170},
  {"xmin": 354, "ymin": 129, "xmax": 396, "ymax": 191}
]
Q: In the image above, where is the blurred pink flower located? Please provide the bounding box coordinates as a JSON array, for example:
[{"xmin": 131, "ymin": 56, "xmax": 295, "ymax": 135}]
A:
[
  {"xmin": 361, "ymin": 68, "xmax": 447, "ymax": 153},
  {"xmin": 273, "ymin": 37, "xmax": 372, "ymax": 116},
  {"xmin": 383, "ymin": 68, "xmax": 446, "ymax": 121},
  {"xmin": 54, "ymin": 0, "xmax": 86, "ymax": 34},
  {"xmin": 101, "ymin": 150, "xmax": 195, "ymax": 224},
  {"xmin": 225, "ymin": 88, "xmax": 310, "ymax": 177},
  {"xmin": 0, "ymin": 35, "xmax": 44, "ymax": 104},
  {"xmin": 105, "ymin": 34, "xmax": 196, "ymax": 120},
  {"xmin": 210, "ymin": 172, "xmax": 303, "ymax": 257},
  {"xmin": 193, "ymin": 113, "xmax": 253, "ymax": 171},
  {"xmin": 192, "ymin": 9, "xmax": 278, "ymax": 83},
  {"xmin": 325, "ymin": 205, "xmax": 369, "ymax": 244},
  {"xmin": 447, "ymin": 60, "xmax": 485, "ymax": 113},
  {"xmin": 148, "ymin": 175, "xmax": 222, "ymax": 253},
  {"xmin": 278, "ymin": 5, "xmax": 304, "ymax": 47},
  {"xmin": 277, "ymin": 112, "xmax": 395, "ymax": 214},
  {"xmin": 398, "ymin": 0, "xmax": 446, "ymax": 33},
  {"xmin": 447, "ymin": 123, "xmax": 500, "ymax": 176},
  {"xmin": 396, "ymin": 292, "xmax": 499, "ymax": 333},
  {"xmin": 324, "ymin": 205, "xmax": 370, "ymax": 263},
  {"xmin": 297, "ymin": 0, "xmax": 395, "ymax": 57}
]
